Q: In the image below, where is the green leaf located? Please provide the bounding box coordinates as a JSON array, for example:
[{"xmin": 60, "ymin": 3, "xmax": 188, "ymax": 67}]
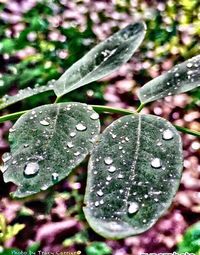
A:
[
  {"xmin": 138, "ymin": 54, "xmax": 200, "ymax": 104},
  {"xmin": 54, "ymin": 22, "xmax": 146, "ymax": 97},
  {"xmin": 2, "ymin": 103, "xmax": 100, "ymax": 198},
  {"xmin": 84, "ymin": 114, "xmax": 183, "ymax": 239},
  {"xmin": 86, "ymin": 242, "xmax": 112, "ymax": 255},
  {"xmin": 0, "ymin": 81, "xmax": 55, "ymax": 110},
  {"xmin": 177, "ymin": 222, "xmax": 200, "ymax": 253}
]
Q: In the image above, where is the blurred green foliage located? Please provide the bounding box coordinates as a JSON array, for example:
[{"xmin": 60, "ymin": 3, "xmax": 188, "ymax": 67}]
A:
[{"xmin": 177, "ymin": 222, "xmax": 200, "ymax": 254}]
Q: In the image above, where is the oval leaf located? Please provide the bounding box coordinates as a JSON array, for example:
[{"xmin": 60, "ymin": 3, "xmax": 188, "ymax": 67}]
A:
[
  {"xmin": 138, "ymin": 54, "xmax": 200, "ymax": 104},
  {"xmin": 54, "ymin": 22, "xmax": 146, "ymax": 97},
  {"xmin": 2, "ymin": 103, "xmax": 100, "ymax": 198},
  {"xmin": 0, "ymin": 81, "xmax": 55, "ymax": 110},
  {"xmin": 84, "ymin": 114, "xmax": 183, "ymax": 239}
]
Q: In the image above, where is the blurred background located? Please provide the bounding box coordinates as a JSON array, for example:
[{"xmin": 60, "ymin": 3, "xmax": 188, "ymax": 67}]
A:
[{"xmin": 0, "ymin": 0, "xmax": 200, "ymax": 254}]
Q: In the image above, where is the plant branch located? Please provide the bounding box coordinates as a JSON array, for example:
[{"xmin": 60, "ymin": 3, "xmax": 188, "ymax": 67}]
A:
[
  {"xmin": 90, "ymin": 105, "xmax": 135, "ymax": 115},
  {"xmin": 0, "ymin": 110, "xmax": 28, "ymax": 123},
  {"xmin": 174, "ymin": 125, "xmax": 200, "ymax": 137},
  {"xmin": 0, "ymin": 105, "xmax": 199, "ymax": 138},
  {"xmin": 136, "ymin": 103, "xmax": 145, "ymax": 113}
]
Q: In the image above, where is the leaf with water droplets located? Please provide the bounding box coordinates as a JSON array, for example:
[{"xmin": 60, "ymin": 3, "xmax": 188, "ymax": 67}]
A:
[
  {"xmin": 138, "ymin": 54, "xmax": 200, "ymax": 104},
  {"xmin": 0, "ymin": 81, "xmax": 55, "ymax": 110},
  {"xmin": 54, "ymin": 22, "xmax": 146, "ymax": 97},
  {"xmin": 84, "ymin": 114, "xmax": 183, "ymax": 239},
  {"xmin": 2, "ymin": 103, "xmax": 100, "ymax": 198}
]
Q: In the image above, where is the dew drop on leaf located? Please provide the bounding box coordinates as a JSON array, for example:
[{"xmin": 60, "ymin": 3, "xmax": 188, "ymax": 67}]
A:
[
  {"xmin": 97, "ymin": 190, "xmax": 104, "ymax": 197},
  {"xmin": 76, "ymin": 123, "xmax": 87, "ymax": 131},
  {"xmin": 104, "ymin": 157, "xmax": 113, "ymax": 165},
  {"xmin": 67, "ymin": 142, "xmax": 74, "ymax": 148},
  {"xmin": 108, "ymin": 165, "xmax": 116, "ymax": 173},
  {"xmin": 151, "ymin": 158, "xmax": 162, "ymax": 169},
  {"xmin": 128, "ymin": 202, "xmax": 139, "ymax": 214},
  {"xmin": 70, "ymin": 132, "xmax": 76, "ymax": 137},
  {"xmin": 40, "ymin": 120, "xmax": 50, "ymax": 126},
  {"xmin": 162, "ymin": 129, "xmax": 174, "ymax": 140},
  {"xmin": 90, "ymin": 112, "xmax": 99, "ymax": 120},
  {"xmin": 24, "ymin": 162, "xmax": 39, "ymax": 177},
  {"xmin": 2, "ymin": 153, "xmax": 11, "ymax": 162},
  {"xmin": 52, "ymin": 172, "xmax": 59, "ymax": 182}
]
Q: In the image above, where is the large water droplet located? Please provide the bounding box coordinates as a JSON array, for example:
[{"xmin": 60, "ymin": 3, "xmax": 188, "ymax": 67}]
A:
[
  {"xmin": 162, "ymin": 129, "xmax": 174, "ymax": 140},
  {"xmin": 128, "ymin": 202, "xmax": 139, "ymax": 214},
  {"xmin": 24, "ymin": 162, "xmax": 39, "ymax": 177},
  {"xmin": 151, "ymin": 158, "xmax": 162, "ymax": 169},
  {"xmin": 104, "ymin": 157, "xmax": 113, "ymax": 165},
  {"xmin": 90, "ymin": 112, "xmax": 99, "ymax": 120},
  {"xmin": 76, "ymin": 123, "xmax": 87, "ymax": 131},
  {"xmin": 108, "ymin": 165, "xmax": 116, "ymax": 173},
  {"xmin": 40, "ymin": 120, "xmax": 50, "ymax": 126}
]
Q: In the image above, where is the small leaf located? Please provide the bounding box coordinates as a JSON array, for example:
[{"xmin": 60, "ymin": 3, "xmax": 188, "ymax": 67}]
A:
[
  {"xmin": 2, "ymin": 103, "xmax": 100, "ymax": 198},
  {"xmin": 54, "ymin": 22, "xmax": 146, "ymax": 97},
  {"xmin": 0, "ymin": 81, "xmax": 55, "ymax": 110},
  {"xmin": 84, "ymin": 114, "xmax": 183, "ymax": 239},
  {"xmin": 138, "ymin": 54, "xmax": 200, "ymax": 104}
]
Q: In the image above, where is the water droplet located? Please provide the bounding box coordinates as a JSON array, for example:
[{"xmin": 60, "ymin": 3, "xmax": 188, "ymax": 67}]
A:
[
  {"xmin": 24, "ymin": 144, "xmax": 29, "ymax": 148},
  {"xmin": 128, "ymin": 202, "xmax": 139, "ymax": 214},
  {"xmin": 67, "ymin": 142, "xmax": 74, "ymax": 148},
  {"xmin": 24, "ymin": 162, "xmax": 39, "ymax": 177},
  {"xmin": 76, "ymin": 123, "xmax": 87, "ymax": 131},
  {"xmin": 40, "ymin": 120, "xmax": 50, "ymax": 126},
  {"xmin": 2, "ymin": 153, "xmax": 11, "ymax": 162},
  {"xmin": 74, "ymin": 151, "xmax": 80, "ymax": 156},
  {"xmin": 97, "ymin": 190, "xmax": 104, "ymax": 197},
  {"xmin": 187, "ymin": 62, "xmax": 193, "ymax": 68},
  {"xmin": 151, "ymin": 158, "xmax": 162, "ymax": 169},
  {"xmin": 108, "ymin": 166, "xmax": 116, "ymax": 173},
  {"xmin": 106, "ymin": 176, "xmax": 112, "ymax": 181},
  {"xmin": 90, "ymin": 112, "xmax": 99, "ymax": 120},
  {"xmin": 70, "ymin": 132, "xmax": 76, "ymax": 137},
  {"xmin": 94, "ymin": 201, "xmax": 99, "ymax": 207},
  {"xmin": 104, "ymin": 157, "xmax": 113, "ymax": 165},
  {"xmin": 52, "ymin": 172, "xmax": 59, "ymax": 182},
  {"xmin": 162, "ymin": 129, "xmax": 174, "ymax": 140}
]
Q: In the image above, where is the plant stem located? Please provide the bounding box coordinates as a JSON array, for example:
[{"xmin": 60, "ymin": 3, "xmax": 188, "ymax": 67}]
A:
[
  {"xmin": 54, "ymin": 96, "xmax": 61, "ymax": 103},
  {"xmin": 174, "ymin": 125, "xmax": 200, "ymax": 137},
  {"xmin": 0, "ymin": 105, "xmax": 199, "ymax": 138},
  {"xmin": 0, "ymin": 110, "xmax": 28, "ymax": 123},
  {"xmin": 90, "ymin": 105, "xmax": 135, "ymax": 115},
  {"xmin": 136, "ymin": 103, "xmax": 145, "ymax": 113}
]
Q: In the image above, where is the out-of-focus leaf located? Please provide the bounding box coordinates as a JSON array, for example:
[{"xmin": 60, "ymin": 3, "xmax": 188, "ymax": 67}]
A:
[
  {"xmin": 54, "ymin": 22, "xmax": 146, "ymax": 97},
  {"xmin": 177, "ymin": 222, "xmax": 200, "ymax": 253},
  {"xmin": 138, "ymin": 54, "xmax": 200, "ymax": 104},
  {"xmin": 84, "ymin": 114, "xmax": 183, "ymax": 239},
  {"xmin": 86, "ymin": 242, "xmax": 112, "ymax": 255}
]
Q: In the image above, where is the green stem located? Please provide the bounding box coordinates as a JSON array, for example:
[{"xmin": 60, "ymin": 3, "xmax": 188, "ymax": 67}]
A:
[
  {"xmin": 136, "ymin": 103, "xmax": 145, "ymax": 113},
  {"xmin": 54, "ymin": 96, "xmax": 61, "ymax": 104},
  {"xmin": 0, "ymin": 105, "xmax": 199, "ymax": 138},
  {"xmin": 90, "ymin": 105, "xmax": 135, "ymax": 115},
  {"xmin": 174, "ymin": 125, "xmax": 200, "ymax": 137},
  {"xmin": 0, "ymin": 110, "xmax": 28, "ymax": 123}
]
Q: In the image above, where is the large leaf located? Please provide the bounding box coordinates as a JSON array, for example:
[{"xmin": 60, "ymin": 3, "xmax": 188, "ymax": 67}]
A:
[
  {"xmin": 54, "ymin": 22, "xmax": 146, "ymax": 97},
  {"xmin": 84, "ymin": 114, "xmax": 183, "ymax": 239},
  {"xmin": 0, "ymin": 81, "xmax": 55, "ymax": 110},
  {"xmin": 138, "ymin": 54, "xmax": 200, "ymax": 104},
  {"xmin": 2, "ymin": 103, "xmax": 100, "ymax": 198}
]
